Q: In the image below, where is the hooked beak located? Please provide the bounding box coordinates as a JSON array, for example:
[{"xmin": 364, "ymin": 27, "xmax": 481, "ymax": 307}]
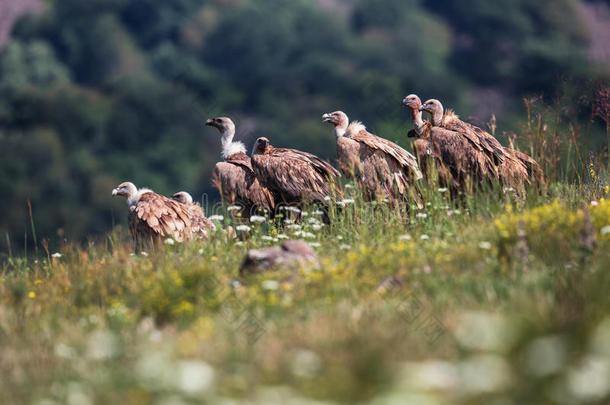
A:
[
  {"xmin": 322, "ymin": 113, "xmax": 333, "ymax": 123},
  {"xmin": 418, "ymin": 105, "xmax": 426, "ymax": 112},
  {"xmin": 112, "ymin": 188, "xmax": 119, "ymax": 196},
  {"xmin": 402, "ymin": 98, "xmax": 409, "ymax": 107},
  {"xmin": 205, "ymin": 118, "xmax": 215, "ymax": 127}
]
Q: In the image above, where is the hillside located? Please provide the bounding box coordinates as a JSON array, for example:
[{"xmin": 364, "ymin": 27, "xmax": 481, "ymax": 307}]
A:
[{"xmin": 0, "ymin": 0, "xmax": 609, "ymax": 254}]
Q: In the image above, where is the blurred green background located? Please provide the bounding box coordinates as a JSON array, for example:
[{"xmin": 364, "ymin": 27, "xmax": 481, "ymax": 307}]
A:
[{"xmin": 0, "ymin": 0, "xmax": 609, "ymax": 252}]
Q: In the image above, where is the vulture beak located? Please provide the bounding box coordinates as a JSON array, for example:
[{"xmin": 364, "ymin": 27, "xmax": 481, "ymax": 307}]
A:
[
  {"xmin": 402, "ymin": 97, "xmax": 409, "ymax": 107},
  {"xmin": 205, "ymin": 118, "xmax": 215, "ymax": 127},
  {"xmin": 112, "ymin": 188, "xmax": 118, "ymax": 196},
  {"xmin": 418, "ymin": 105, "xmax": 426, "ymax": 112},
  {"xmin": 322, "ymin": 113, "xmax": 332, "ymax": 122}
]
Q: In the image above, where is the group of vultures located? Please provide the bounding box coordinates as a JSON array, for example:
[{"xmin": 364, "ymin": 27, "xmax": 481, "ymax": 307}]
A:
[{"xmin": 112, "ymin": 94, "xmax": 544, "ymax": 247}]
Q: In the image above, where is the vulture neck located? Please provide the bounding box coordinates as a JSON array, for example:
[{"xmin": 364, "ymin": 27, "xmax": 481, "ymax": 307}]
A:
[
  {"xmin": 128, "ymin": 188, "xmax": 151, "ymax": 206},
  {"xmin": 411, "ymin": 108, "xmax": 425, "ymax": 135},
  {"xmin": 220, "ymin": 127, "xmax": 246, "ymax": 159},
  {"xmin": 431, "ymin": 107, "xmax": 444, "ymax": 127},
  {"xmin": 334, "ymin": 122, "xmax": 348, "ymax": 138}
]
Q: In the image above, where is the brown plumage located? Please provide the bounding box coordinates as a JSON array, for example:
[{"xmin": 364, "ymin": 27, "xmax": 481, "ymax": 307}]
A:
[
  {"xmin": 251, "ymin": 137, "xmax": 341, "ymax": 206},
  {"xmin": 171, "ymin": 191, "xmax": 216, "ymax": 238},
  {"xmin": 112, "ymin": 182, "xmax": 197, "ymax": 247},
  {"xmin": 421, "ymin": 99, "xmax": 542, "ymax": 191},
  {"xmin": 323, "ymin": 110, "xmax": 422, "ymax": 206},
  {"xmin": 206, "ymin": 117, "xmax": 276, "ymax": 217}
]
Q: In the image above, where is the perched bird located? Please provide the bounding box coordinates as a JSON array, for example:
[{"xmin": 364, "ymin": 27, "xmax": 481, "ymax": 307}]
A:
[
  {"xmin": 251, "ymin": 137, "xmax": 341, "ymax": 208},
  {"xmin": 402, "ymin": 95, "xmax": 457, "ymax": 192},
  {"xmin": 171, "ymin": 191, "xmax": 216, "ymax": 238},
  {"xmin": 206, "ymin": 117, "xmax": 276, "ymax": 217},
  {"xmin": 419, "ymin": 99, "xmax": 541, "ymax": 191},
  {"xmin": 240, "ymin": 239, "xmax": 318, "ymax": 274},
  {"xmin": 419, "ymin": 99, "xmax": 503, "ymax": 190},
  {"xmin": 112, "ymin": 182, "xmax": 195, "ymax": 247},
  {"xmin": 322, "ymin": 110, "xmax": 422, "ymax": 207}
]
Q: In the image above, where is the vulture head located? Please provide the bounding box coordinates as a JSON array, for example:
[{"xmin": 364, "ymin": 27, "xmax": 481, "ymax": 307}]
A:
[
  {"xmin": 206, "ymin": 116, "xmax": 245, "ymax": 158},
  {"xmin": 322, "ymin": 111, "xmax": 349, "ymax": 137},
  {"xmin": 419, "ymin": 99, "xmax": 444, "ymax": 126},
  {"xmin": 112, "ymin": 182, "xmax": 139, "ymax": 204},
  {"xmin": 402, "ymin": 94, "xmax": 422, "ymax": 111},
  {"xmin": 252, "ymin": 137, "xmax": 271, "ymax": 155},
  {"xmin": 171, "ymin": 191, "xmax": 193, "ymax": 204},
  {"xmin": 205, "ymin": 117, "xmax": 235, "ymax": 134}
]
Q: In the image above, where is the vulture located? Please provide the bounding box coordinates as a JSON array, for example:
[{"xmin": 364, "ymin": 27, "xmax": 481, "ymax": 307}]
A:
[
  {"xmin": 112, "ymin": 182, "xmax": 201, "ymax": 247},
  {"xmin": 250, "ymin": 137, "xmax": 341, "ymax": 208},
  {"xmin": 403, "ymin": 94, "xmax": 459, "ymax": 192},
  {"xmin": 419, "ymin": 99, "xmax": 542, "ymax": 191},
  {"xmin": 206, "ymin": 117, "xmax": 277, "ymax": 217},
  {"xmin": 322, "ymin": 110, "xmax": 423, "ymax": 207},
  {"xmin": 171, "ymin": 191, "xmax": 216, "ymax": 238}
]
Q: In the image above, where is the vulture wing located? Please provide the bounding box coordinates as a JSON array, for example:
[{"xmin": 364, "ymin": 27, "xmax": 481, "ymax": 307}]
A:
[
  {"xmin": 350, "ymin": 128, "xmax": 422, "ymax": 181},
  {"xmin": 252, "ymin": 148, "xmax": 340, "ymax": 204},
  {"xmin": 129, "ymin": 192, "xmax": 192, "ymax": 243},
  {"xmin": 212, "ymin": 153, "xmax": 276, "ymax": 215},
  {"xmin": 187, "ymin": 203, "xmax": 216, "ymax": 239},
  {"xmin": 442, "ymin": 111, "xmax": 505, "ymax": 165},
  {"xmin": 428, "ymin": 126, "xmax": 500, "ymax": 188}
]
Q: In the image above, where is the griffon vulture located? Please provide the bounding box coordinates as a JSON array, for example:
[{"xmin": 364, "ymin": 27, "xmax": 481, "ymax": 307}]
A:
[
  {"xmin": 206, "ymin": 117, "xmax": 276, "ymax": 217},
  {"xmin": 419, "ymin": 99, "xmax": 541, "ymax": 191},
  {"xmin": 322, "ymin": 110, "xmax": 422, "ymax": 207},
  {"xmin": 112, "ymin": 182, "xmax": 199, "ymax": 247},
  {"xmin": 402, "ymin": 95, "xmax": 457, "ymax": 192},
  {"xmin": 250, "ymin": 137, "xmax": 341, "ymax": 208},
  {"xmin": 171, "ymin": 191, "xmax": 216, "ymax": 238}
]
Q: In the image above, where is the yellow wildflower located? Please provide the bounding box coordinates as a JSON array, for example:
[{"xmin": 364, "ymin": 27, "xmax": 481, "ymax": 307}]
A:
[{"xmin": 28, "ymin": 291, "xmax": 36, "ymax": 298}]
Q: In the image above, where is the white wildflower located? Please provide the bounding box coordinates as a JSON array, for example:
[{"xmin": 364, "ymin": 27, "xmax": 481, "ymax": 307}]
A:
[
  {"xmin": 208, "ymin": 215, "xmax": 224, "ymax": 222},
  {"xmin": 308, "ymin": 217, "xmax": 320, "ymax": 224},
  {"xmin": 286, "ymin": 224, "xmax": 301, "ymax": 230},
  {"xmin": 198, "ymin": 248, "xmax": 204, "ymax": 255},
  {"xmin": 590, "ymin": 201, "xmax": 599, "ymax": 206},
  {"xmin": 140, "ymin": 251, "xmax": 149, "ymax": 257},
  {"xmin": 420, "ymin": 234, "xmax": 430, "ymax": 240},
  {"xmin": 164, "ymin": 238, "xmax": 175, "ymax": 245},
  {"xmin": 235, "ymin": 241, "xmax": 244, "ymax": 246},
  {"xmin": 313, "ymin": 210, "xmax": 325, "ymax": 216},
  {"xmin": 277, "ymin": 234, "xmax": 289, "ymax": 240},
  {"xmin": 175, "ymin": 360, "xmax": 215, "ymax": 394},
  {"xmin": 344, "ymin": 183, "xmax": 354, "ymax": 189},
  {"xmin": 227, "ymin": 205, "xmax": 241, "ymax": 212},
  {"xmin": 342, "ymin": 198, "xmax": 355, "ymax": 204},
  {"xmin": 311, "ymin": 224, "xmax": 322, "ymax": 231},
  {"xmin": 309, "ymin": 242, "xmax": 321, "ymax": 248},
  {"xmin": 261, "ymin": 235, "xmax": 274, "ymax": 241},
  {"xmin": 337, "ymin": 235, "xmax": 343, "ymax": 240},
  {"xmin": 235, "ymin": 225, "xmax": 251, "ymax": 232},
  {"xmin": 453, "ymin": 210, "xmax": 461, "ymax": 215},
  {"xmin": 249, "ymin": 215, "xmax": 266, "ymax": 224},
  {"xmin": 601, "ymin": 225, "xmax": 610, "ymax": 235},
  {"xmin": 262, "ymin": 280, "xmax": 279, "ymax": 291},
  {"xmin": 478, "ymin": 241, "xmax": 492, "ymax": 250},
  {"xmin": 51, "ymin": 252, "xmax": 62, "ymax": 258},
  {"xmin": 416, "ymin": 213, "xmax": 428, "ymax": 219},
  {"xmin": 303, "ymin": 232, "xmax": 316, "ymax": 239},
  {"xmin": 438, "ymin": 187, "xmax": 448, "ymax": 193},
  {"xmin": 285, "ymin": 206, "xmax": 301, "ymax": 213},
  {"xmin": 399, "ymin": 234, "xmax": 412, "ymax": 241},
  {"xmin": 301, "ymin": 211, "xmax": 309, "ymax": 217},
  {"xmin": 340, "ymin": 244, "xmax": 351, "ymax": 250},
  {"xmin": 324, "ymin": 195, "xmax": 331, "ymax": 201}
]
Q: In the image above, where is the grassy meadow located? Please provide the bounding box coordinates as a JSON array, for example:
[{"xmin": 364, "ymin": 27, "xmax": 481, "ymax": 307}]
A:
[{"xmin": 1, "ymin": 174, "xmax": 610, "ymax": 404}]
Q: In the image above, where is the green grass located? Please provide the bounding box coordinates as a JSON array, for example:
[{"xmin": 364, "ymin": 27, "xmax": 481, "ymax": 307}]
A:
[{"xmin": 1, "ymin": 179, "xmax": 610, "ymax": 405}]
